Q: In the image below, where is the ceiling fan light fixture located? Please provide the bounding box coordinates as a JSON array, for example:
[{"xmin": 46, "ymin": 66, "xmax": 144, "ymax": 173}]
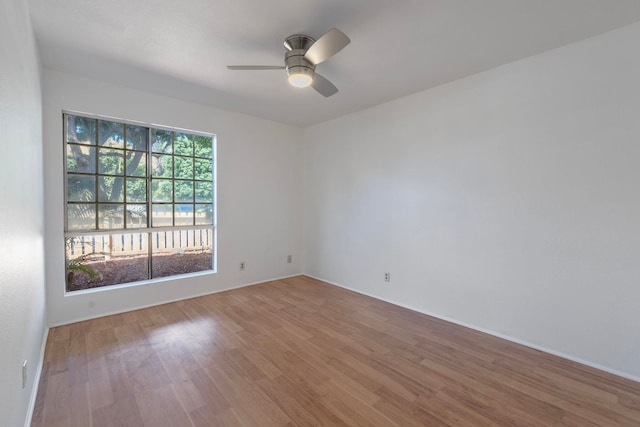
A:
[
  {"xmin": 287, "ymin": 66, "xmax": 313, "ymax": 88},
  {"xmin": 288, "ymin": 73, "xmax": 313, "ymax": 88}
]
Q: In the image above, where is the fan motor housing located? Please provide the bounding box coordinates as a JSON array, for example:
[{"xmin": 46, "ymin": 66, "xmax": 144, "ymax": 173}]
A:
[
  {"xmin": 285, "ymin": 49, "xmax": 315, "ymax": 78},
  {"xmin": 284, "ymin": 34, "xmax": 316, "ymax": 79}
]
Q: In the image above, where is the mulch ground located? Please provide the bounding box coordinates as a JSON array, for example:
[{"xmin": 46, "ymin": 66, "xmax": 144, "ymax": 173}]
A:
[{"xmin": 67, "ymin": 251, "xmax": 213, "ymax": 291}]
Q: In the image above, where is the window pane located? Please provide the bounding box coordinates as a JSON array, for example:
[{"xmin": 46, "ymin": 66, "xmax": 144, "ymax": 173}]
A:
[
  {"xmin": 194, "ymin": 136, "xmax": 212, "ymax": 158},
  {"xmin": 126, "ymin": 151, "xmax": 146, "ymax": 177},
  {"xmin": 152, "ymin": 179, "xmax": 172, "ymax": 202},
  {"xmin": 126, "ymin": 125, "xmax": 148, "ymax": 151},
  {"xmin": 195, "ymin": 204, "xmax": 213, "ymax": 225},
  {"xmin": 98, "ymin": 204, "xmax": 124, "ymax": 229},
  {"xmin": 174, "ymin": 133, "xmax": 193, "ymax": 156},
  {"xmin": 66, "ymin": 116, "xmax": 96, "ymax": 145},
  {"xmin": 68, "ymin": 175, "xmax": 95, "ymax": 202},
  {"xmin": 65, "ymin": 233, "xmax": 149, "ymax": 292},
  {"xmin": 175, "ymin": 181, "xmax": 193, "ymax": 203},
  {"xmin": 98, "ymin": 176, "xmax": 124, "ymax": 203},
  {"xmin": 195, "ymin": 181, "xmax": 212, "ymax": 203},
  {"xmin": 67, "ymin": 145, "xmax": 96, "ymax": 174},
  {"xmin": 65, "ymin": 114, "xmax": 216, "ymax": 292},
  {"xmin": 151, "ymin": 154, "xmax": 172, "ymax": 178},
  {"xmin": 174, "ymin": 204, "xmax": 194, "ymax": 226},
  {"xmin": 152, "ymin": 204, "xmax": 173, "ymax": 227},
  {"xmin": 125, "ymin": 204, "xmax": 147, "ymax": 228},
  {"xmin": 98, "ymin": 120, "xmax": 124, "ymax": 148},
  {"xmin": 174, "ymin": 156, "xmax": 193, "ymax": 180},
  {"xmin": 194, "ymin": 159, "xmax": 212, "ymax": 181},
  {"xmin": 98, "ymin": 148, "xmax": 125, "ymax": 175},
  {"xmin": 151, "ymin": 129, "xmax": 172, "ymax": 153},
  {"xmin": 67, "ymin": 204, "xmax": 96, "ymax": 230},
  {"xmin": 126, "ymin": 178, "xmax": 146, "ymax": 202},
  {"xmin": 151, "ymin": 228, "xmax": 213, "ymax": 278}
]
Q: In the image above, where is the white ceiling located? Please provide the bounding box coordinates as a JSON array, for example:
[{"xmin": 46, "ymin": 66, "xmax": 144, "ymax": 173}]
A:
[{"xmin": 28, "ymin": 0, "xmax": 640, "ymax": 127}]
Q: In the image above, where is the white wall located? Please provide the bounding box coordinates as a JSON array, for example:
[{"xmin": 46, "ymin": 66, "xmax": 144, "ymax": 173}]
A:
[
  {"xmin": 0, "ymin": 0, "xmax": 46, "ymax": 426},
  {"xmin": 43, "ymin": 69, "xmax": 303, "ymax": 325},
  {"xmin": 304, "ymin": 22, "xmax": 640, "ymax": 379}
]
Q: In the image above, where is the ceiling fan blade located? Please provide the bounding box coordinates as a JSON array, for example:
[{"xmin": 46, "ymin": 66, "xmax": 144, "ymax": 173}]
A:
[
  {"xmin": 227, "ymin": 65, "xmax": 286, "ymax": 70},
  {"xmin": 304, "ymin": 28, "xmax": 350, "ymax": 65},
  {"xmin": 312, "ymin": 73, "xmax": 338, "ymax": 97}
]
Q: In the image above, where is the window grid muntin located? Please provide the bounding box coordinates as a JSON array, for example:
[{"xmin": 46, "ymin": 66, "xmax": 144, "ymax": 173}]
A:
[
  {"xmin": 64, "ymin": 112, "xmax": 215, "ymax": 291},
  {"xmin": 150, "ymin": 131, "xmax": 215, "ymax": 228},
  {"xmin": 65, "ymin": 114, "xmax": 214, "ymax": 232}
]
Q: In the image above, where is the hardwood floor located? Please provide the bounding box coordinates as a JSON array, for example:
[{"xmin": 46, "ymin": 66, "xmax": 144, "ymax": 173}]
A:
[{"xmin": 32, "ymin": 275, "xmax": 640, "ymax": 426}]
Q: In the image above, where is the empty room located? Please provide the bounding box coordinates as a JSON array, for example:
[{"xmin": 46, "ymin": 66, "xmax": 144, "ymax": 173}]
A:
[{"xmin": 2, "ymin": 0, "xmax": 640, "ymax": 426}]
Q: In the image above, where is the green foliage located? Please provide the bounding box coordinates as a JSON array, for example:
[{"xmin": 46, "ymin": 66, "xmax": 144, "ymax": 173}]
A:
[
  {"xmin": 98, "ymin": 148, "xmax": 124, "ymax": 175},
  {"xmin": 174, "ymin": 133, "xmax": 193, "ymax": 156},
  {"xmin": 195, "ymin": 182, "xmax": 212, "ymax": 203},
  {"xmin": 65, "ymin": 236, "xmax": 99, "ymax": 285},
  {"xmin": 66, "ymin": 145, "xmax": 95, "ymax": 174},
  {"xmin": 66, "ymin": 115, "xmax": 96, "ymax": 144},
  {"xmin": 127, "ymin": 151, "xmax": 146, "ymax": 176},
  {"xmin": 195, "ymin": 159, "xmax": 212, "ymax": 181},
  {"xmin": 152, "ymin": 179, "xmax": 173, "ymax": 202},
  {"xmin": 67, "ymin": 257, "xmax": 99, "ymax": 280},
  {"xmin": 99, "ymin": 120, "xmax": 124, "ymax": 148},
  {"xmin": 99, "ymin": 176, "xmax": 123, "ymax": 202},
  {"xmin": 174, "ymin": 156, "xmax": 193, "ymax": 179},
  {"xmin": 152, "ymin": 154, "xmax": 172, "ymax": 178},
  {"xmin": 66, "ymin": 115, "xmax": 214, "ymax": 229},
  {"xmin": 194, "ymin": 135, "xmax": 212, "ymax": 158},
  {"xmin": 126, "ymin": 178, "xmax": 146, "ymax": 202},
  {"xmin": 151, "ymin": 129, "xmax": 172, "ymax": 153},
  {"xmin": 67, "ymin": 175, "xmax": 95, "ymax": 202},
  {"xmin": 175, "ymin": 180, "xmax": 193, "ymax": 202},
  {"xmin": 126, "ymin": 125, "xmax": 147, "ymax": 151}
]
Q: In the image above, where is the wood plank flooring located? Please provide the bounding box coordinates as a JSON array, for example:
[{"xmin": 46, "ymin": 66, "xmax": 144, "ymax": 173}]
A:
[{"xmin": 32, "ymin": 275, "xmax": 640, "ymax": 426}]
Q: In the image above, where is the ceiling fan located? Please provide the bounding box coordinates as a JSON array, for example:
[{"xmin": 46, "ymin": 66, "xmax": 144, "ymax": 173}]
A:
[{"xmin": 227, "ymin": 28, "xmax": 350, "ymax": 97}]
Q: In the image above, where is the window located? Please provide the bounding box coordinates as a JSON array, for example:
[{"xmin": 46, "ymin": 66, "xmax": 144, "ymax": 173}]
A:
[{"xmin": 64, "ymin": 113, "xmax": 216, "ymax": 292}]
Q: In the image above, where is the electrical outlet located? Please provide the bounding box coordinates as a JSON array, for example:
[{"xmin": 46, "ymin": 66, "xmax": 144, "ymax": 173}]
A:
[
  {"xmin": 240, "ymin": 262, "xmax": 245, "ymax": 271},
  {"xmin": 384, "ymin": 272, "xmax": 391, "ymax": 282},
  {"xmin": 22, "ymin": 360, "xmax": 27, "ymax": 389},
  {"xmin": 287, "ymin": 255, "xmax": 292, "ymax": 264}
]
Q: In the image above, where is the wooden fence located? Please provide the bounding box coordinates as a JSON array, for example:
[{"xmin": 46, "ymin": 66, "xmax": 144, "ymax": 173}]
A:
[{"xmin": 67, "ymin": 228, "xmax": 213, "ymax": 259}]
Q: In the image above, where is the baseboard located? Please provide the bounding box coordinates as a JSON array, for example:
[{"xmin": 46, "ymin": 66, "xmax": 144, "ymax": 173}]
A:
[
  {"xmin": 303, "ymin": 274, "xmax": 640, "ymax": 384},
  {"xmin": 24, "ymin": 327, "xmax": 49, "ymax": 427},
  {"xmin": 48, "ymin": 273, "xmax": 302, "ymax": 328}
]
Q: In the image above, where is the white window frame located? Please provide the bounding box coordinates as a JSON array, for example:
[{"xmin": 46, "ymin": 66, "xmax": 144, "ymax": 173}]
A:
[{"xmin": 63, "ymin": 111, "xmax": 217, "ymax": 293}]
